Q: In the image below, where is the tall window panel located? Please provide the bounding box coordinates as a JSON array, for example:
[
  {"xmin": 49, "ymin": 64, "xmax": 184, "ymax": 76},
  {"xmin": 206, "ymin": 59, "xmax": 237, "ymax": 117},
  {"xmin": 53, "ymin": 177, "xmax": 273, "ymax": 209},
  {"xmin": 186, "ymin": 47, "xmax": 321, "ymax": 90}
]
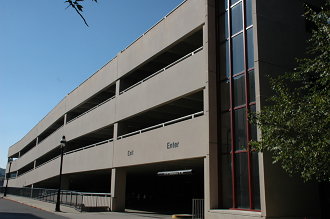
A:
[{"xmin": 217, "ymin": 0, "xmax": 260, "ymax": 210}]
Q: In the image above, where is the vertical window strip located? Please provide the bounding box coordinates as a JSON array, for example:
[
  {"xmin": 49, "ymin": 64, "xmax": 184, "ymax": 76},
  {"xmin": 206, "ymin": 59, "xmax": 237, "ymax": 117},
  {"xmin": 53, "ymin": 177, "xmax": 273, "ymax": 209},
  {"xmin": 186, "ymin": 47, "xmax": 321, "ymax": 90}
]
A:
[
  {"xmin": 241, "ymin": 0, "xmax": 254, "ymax": 209},
  {"xmin": 218, "ymin": 0, "xmax": 259, "ymax": 210},
  {"xmin": 227, "ymin": 0, "xmax": 237, "ymax": 208}
]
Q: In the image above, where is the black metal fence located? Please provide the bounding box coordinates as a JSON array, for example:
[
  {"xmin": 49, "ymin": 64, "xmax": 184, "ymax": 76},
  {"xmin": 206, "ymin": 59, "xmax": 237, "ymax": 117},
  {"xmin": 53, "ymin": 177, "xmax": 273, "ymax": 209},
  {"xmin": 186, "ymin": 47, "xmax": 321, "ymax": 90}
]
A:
[
  {"xmin": 192, "ymin": 199, "xmax": 204, "ymax": 219},
  {"xmin": 0, "ymin": 187, "xmax": 111, "ymax": 211}
]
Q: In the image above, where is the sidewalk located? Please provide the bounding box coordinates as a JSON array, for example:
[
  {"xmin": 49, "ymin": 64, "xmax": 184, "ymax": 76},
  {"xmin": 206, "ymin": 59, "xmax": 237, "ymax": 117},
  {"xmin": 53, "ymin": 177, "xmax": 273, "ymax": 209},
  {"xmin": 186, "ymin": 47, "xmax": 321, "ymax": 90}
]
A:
[{"xmin": 2, "ymin": 195, "xmax": 173, "ymax": 219}]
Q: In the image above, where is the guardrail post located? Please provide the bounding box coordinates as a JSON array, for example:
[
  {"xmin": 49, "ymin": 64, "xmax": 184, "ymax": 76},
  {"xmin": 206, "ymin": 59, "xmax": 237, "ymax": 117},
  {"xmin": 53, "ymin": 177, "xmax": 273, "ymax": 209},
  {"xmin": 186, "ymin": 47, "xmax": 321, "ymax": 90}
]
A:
[
  {"xmin": 30, "ymin": 187, "xmax": 33, "ymax": 198},
  {"xmin": 80, "ymin": 193, "xmax": 83, "ymax": 212}
]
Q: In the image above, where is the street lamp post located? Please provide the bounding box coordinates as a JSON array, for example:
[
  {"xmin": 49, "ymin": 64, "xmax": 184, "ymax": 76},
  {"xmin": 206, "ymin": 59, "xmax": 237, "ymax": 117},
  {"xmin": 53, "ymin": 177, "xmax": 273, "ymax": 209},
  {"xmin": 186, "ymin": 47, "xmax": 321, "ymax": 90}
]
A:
[
  {"xmin": 4, "ymin": 157, "xmax": 13, "ymax": 197},
  {"xmin": 55, "ymin": 136, "xmax": 66, "ymax": 212}
]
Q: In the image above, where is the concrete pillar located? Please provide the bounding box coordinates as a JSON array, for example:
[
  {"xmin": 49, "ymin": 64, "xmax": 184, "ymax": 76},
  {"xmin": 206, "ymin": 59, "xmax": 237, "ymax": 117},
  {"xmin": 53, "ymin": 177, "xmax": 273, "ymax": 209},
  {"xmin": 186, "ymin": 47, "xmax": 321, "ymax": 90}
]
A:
[
  {"xmin": 115, "ymin": 80, "xmax": 120, "ymax": 97},
  {"xmin": 113, "ymin": 123, "xmax": 118, "ymax": 140},
  {"xmin": 205, "ymin": 0, "xmax": 219, "ymax": 212},
  {"xmin": 33, "ymin": 160, "xmax": 36, "ymax": 169},
  {"xmin": 63, "ymin": 114, "xmax": 67, "ymax": 125},
  {"xmin": 204, "ymin": 153, "xmax": 218, "ymax": 211},
  {"xmin": 30, "ymin": 184, "xmax": 34, "ymax": 198},
  {"xmin": 110, "ymin": 168, "xmax": 126, "ymax": 212}
]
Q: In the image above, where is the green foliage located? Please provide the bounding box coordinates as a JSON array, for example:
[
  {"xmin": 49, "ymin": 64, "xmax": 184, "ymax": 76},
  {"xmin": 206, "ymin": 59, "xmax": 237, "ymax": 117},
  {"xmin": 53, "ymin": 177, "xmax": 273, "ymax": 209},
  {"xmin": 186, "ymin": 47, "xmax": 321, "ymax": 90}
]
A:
[
  {"xmin": 252, "ymin": 3, "xmax": 330, "ymax": 182},
  {"xmin": 65, "ymin": 0, "xmax": 98, "ymax": 27}
]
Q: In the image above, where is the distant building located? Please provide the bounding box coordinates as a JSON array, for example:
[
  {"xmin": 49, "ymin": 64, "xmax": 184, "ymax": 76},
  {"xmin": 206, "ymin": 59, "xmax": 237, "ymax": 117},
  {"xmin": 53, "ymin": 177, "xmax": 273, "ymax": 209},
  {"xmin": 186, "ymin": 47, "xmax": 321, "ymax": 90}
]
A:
[
  {"xmin": 0, "ymin": 177, "xmax": 4, "ymax": 187},
  {"xmin": 0, "ymin": 168, "xmax": 5, "ymax": 187},
  {"xmin": 4, "ymin": 0, "xmax": 323, "ymax": 218}
]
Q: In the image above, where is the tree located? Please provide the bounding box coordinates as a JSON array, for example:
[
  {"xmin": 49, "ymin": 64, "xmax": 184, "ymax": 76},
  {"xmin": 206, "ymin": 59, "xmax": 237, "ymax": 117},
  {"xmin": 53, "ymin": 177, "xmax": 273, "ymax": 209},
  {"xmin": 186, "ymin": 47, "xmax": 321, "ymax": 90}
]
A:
[
  {"xmin": 65, "ymin": 0, "xmax": 97, "ymax": 27},
  {"xmin": 252, "ymin": 3, "xmax": 330, "ymax": 183}
]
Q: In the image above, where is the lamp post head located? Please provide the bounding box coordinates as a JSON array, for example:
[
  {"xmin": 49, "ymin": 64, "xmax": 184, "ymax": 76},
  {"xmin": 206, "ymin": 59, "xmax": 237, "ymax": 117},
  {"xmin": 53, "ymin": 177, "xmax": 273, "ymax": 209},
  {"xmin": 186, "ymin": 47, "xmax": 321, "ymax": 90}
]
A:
[
  {"xmin": 8, "ymin": 157, "xmax": 13, "ymax": 163},
  {"xmin": 60, "ymin": 136, "xmax": 66, "ymax": 148}
]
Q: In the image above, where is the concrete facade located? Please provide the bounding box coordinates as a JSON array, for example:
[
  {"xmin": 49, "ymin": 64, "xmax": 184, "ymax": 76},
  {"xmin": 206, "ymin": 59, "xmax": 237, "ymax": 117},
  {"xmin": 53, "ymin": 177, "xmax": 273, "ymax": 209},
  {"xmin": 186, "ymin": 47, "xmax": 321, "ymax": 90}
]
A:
[{"xmin": 5, "ymin": 0, "xmax": 321, "ymax": 218}]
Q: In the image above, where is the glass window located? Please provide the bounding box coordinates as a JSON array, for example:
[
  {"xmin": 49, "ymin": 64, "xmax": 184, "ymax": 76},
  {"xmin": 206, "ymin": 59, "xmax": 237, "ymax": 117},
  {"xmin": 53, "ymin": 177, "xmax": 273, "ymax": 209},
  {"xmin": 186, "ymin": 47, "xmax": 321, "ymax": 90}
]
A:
[
  {"xmin": 221, "ymin": 112, "xmax": 231, "ymax": 153},
  {"xmin": 218, "ymin": 0, "xmax": 259, "ymax": 210},
  {"xmin": 234, "ymin": 108, "xmax": 247, "ymax": 150},
  {"xmin": 233, "ymin": 75, "xmax": 246, "ymax": 107},
  {"xmin": 221, "ymin": 154, "xmax": 233, "ymax": 208},
  {"xmin": 235, "ymin": 152, "xmax": 249, "ymax": 208},
  {"xmin": 220, "ymin": 41, "xmax": 230, "ymax": 80},
  {"xmin": 250, "ymin": 105, "xmax": 257, "ymax": 141},
  {"xmin": 231, "ymin": 3, "xmax": 243, "ymax": 35},
  {"xmin": 232, "ymin": 33, "xmax": 244, "ymax": 74},
  {"xmin": 247, "ymin": 28, "xmax": 254, "ymax": 69},
  {"xmin": 249, "ymin": 70, "xmax": 255, "ymax": 102},
  {"xmin": 246, "ymin": 0, "xmax": 253, "ymax": 27},
  {"xmin": 221, "ymin": 80, "xmax": 230, "ymax": 111},
  {"xmin": 231, "ymin": 0, "xmax": 240, "ymax": 6},
  {"xmin": 252, "ymin": 152, "xmax": 261, "ymax": 210}
]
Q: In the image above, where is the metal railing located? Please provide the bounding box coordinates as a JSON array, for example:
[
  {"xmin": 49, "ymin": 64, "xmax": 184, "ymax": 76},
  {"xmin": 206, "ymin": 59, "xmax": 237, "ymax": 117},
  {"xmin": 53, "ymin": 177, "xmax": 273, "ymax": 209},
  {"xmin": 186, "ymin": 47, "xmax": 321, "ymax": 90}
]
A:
[
  {"xmin": 35, "ymin": 155, "xmax": 61, "ymax": 170},
  {"xmin": 15, "ymin": 112, "xmax": 203, "ymax": 178},
  {"xmin": 37, "ymin": 124, "xmax": 64, "ymax": 146},
  {"xmin": 18, "ymin": 124, "xmax": 64, "ymax": 160},
  {"xmin": 66, "ymin": 96, "xmax": 115, "ymax": 124},
  {"xmin": 119, "ymin": 46, "xmax": 203, "ymax": 95},
  {"xmin": 117, "ymin": 111, "xmax": 204, "ymax": 140},
  {"xmin": 79, "ymin": 192, "xmax": 111, "ymax": 210},
  {"xmin": 1, "ymin": 187, "xmax": 111, "ymax": 211},
  {"xmin": 17, "ymin": 138, "xmax": 114, "ymax": 178},
  {"xmin": 65, "ymin": 138, "xmax": 113, "ymax": 155},
  {"xmin": 192, "ymin": 199, "xmax": 204, "ymax": 219}
]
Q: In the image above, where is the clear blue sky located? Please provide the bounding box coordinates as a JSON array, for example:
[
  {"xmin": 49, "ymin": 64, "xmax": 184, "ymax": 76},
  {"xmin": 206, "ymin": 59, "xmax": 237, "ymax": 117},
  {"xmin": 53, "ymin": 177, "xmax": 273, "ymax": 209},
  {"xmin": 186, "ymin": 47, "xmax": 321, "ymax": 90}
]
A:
[{"xmin": 0, "ymin": 0, "xmax": 184, "ymax": 169}]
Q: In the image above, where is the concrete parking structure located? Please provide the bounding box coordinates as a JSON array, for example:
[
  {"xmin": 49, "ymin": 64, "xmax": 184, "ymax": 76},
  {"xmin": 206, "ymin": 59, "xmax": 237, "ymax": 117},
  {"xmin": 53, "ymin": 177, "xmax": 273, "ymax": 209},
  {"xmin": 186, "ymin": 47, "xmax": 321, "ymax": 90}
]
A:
[{"xmin": 4, "ymin": 0, "xmax": 323, "ymax": 218}]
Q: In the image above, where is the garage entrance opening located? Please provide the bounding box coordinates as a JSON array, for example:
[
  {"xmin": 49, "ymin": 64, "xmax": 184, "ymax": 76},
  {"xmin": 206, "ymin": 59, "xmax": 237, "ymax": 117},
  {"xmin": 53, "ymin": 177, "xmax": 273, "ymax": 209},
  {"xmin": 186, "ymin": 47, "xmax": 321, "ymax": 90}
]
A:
[{"xmin": 125, "ymin": 159, "xmax": 204, "ymax": 214}]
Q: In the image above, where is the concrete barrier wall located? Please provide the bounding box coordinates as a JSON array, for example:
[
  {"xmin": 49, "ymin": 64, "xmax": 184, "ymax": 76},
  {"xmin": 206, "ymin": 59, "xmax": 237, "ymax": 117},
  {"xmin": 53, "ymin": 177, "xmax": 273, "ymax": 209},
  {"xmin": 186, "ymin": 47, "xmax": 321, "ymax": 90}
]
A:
[{"xmin": 113, "ymin": 116, "xmax": 208, "ymax": 167}]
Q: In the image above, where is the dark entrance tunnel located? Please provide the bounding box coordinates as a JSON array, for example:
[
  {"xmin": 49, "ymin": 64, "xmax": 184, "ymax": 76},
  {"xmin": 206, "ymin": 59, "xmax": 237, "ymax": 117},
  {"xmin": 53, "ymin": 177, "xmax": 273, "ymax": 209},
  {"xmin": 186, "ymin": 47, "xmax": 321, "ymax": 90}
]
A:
[
  {"xmin": 67, "ymin": 171, "xmax": 111, "ymax": 193},
  {"xmin": 125, "ymin": 159, "xmax": 204, "ymax": 214}
]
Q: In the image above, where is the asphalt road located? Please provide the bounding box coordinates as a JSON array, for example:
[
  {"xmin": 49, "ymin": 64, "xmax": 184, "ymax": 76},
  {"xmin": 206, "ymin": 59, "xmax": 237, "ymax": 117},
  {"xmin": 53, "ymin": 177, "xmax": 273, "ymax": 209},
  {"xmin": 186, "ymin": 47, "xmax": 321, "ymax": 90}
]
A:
[{"xmin": 0, "ymin": 197, "xmax": 69, "ymax": 219}]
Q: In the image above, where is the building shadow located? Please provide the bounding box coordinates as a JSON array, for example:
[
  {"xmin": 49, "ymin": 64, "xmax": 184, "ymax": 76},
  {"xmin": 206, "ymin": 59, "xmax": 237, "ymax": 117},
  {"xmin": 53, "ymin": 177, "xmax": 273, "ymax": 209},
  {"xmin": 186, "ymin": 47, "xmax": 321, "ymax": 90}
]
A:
[{"xmin": 0, "ymin": 213, "xmax": 45, "ymax": 219}]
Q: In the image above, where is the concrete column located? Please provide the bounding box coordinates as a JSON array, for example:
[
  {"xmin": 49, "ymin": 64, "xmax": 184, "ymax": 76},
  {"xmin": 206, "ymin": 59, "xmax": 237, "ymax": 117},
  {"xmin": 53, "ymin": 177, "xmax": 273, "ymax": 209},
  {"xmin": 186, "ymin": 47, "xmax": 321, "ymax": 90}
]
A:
[
  {"xmin": 112, "ymin": 123, "xmax": 118, "ymax": 167},
  {"xmin": 33, "ymin": 160, "xmax": 36, "ymax": 169},
  {"xmin": 30, "ymin": 184, "xmax": 34, "ymax": 198},
  {"xmin": 110, "ymin": 168, "xmax": 126, "ymax": 212},
  {"xmin": 63, "ymin": 114, "xmax": 67, "ymax": 125},
  {"xmin": 115, "ymin": 80, "xmax": 120, "ymax": 97},
  {"xmin": 35, "ymin": 137, "xmax": 39, "ymax": 146},
  {"xmin": 205, "ymin": 0, "xmax": 219, "ymax": 212},
  {"xmin": 204, "ymin": 153, "xmax": 218, "ymax": 211},
  {"xmin": 113, "ymin": 123, "xmax": 118, "ymax": 140}
]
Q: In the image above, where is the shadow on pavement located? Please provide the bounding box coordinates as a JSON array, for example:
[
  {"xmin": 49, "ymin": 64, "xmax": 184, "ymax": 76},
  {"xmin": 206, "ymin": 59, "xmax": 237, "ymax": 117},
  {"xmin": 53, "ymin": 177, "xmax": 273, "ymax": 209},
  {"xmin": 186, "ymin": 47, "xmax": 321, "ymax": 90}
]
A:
[{"xmin": 0, "ymin": 213, "xmax": 44, "ymax": 219}]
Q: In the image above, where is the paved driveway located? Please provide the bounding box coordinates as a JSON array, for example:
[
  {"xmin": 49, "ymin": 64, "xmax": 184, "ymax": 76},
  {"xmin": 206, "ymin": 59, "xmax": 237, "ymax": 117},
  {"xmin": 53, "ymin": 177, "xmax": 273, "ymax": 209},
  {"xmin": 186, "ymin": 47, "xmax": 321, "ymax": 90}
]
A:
[
  {"xmin": 0, "ymin": 198, "xmax": 69, "ymax": 219},
  {"xmin": 1, "ymin": 196, "xmax": 174, "ymax": 219}
]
